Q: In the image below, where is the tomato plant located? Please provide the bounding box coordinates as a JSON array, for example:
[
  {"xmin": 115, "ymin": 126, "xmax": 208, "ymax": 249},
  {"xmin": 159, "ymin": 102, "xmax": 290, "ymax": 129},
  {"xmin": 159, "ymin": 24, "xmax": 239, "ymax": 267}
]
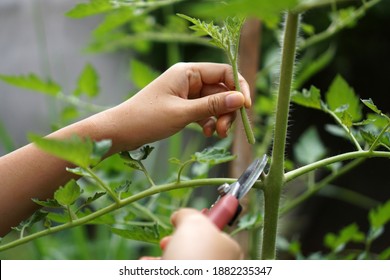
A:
[{"xmin": 0, "ymin": 0, "xmax": 389, "ymax": 260}]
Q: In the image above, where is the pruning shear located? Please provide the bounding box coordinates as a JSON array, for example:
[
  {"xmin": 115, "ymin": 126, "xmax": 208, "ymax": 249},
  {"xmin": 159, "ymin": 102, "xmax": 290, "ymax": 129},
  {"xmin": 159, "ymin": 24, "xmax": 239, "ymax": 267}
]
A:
[{"xmin": 203, "ymin": 155, "xmax": 268, "ymax": 230}]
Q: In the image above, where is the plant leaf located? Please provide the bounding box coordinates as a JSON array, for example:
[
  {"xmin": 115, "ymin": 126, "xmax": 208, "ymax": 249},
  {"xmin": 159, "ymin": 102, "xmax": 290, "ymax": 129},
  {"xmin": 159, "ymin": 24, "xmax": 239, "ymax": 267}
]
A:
[
  {"xmin": 29, "ymin": 134, "xmax": 94, "ymax": 168},
  {"xmin": 294, "ymin": 126, "xmax": 326, "ymax": 165},
  {"xmin": 74, "ymin": 63, "xmax": 100, "ymax": 97},
  {"xmin": 92, "ymin": 139, "xmax": 112, "ymax": 163},
  {"xmin": 84, "ymin": 192, "xmax": 106, "ymax": 205},
  {"xmin": 54, "ymin": 179, "xmax": 82, "ymax": 207},
  {"xmin": 325, "ymin": 75, "xmax": 362, "ymax": 121},
  {"xmin": 32, "ymin": 197, "xmax": 62, "ymax": 208},
  {"xmin": 66, "ymin": 0, "xmax": 115, "ymax": 18},
  {"xmin": 12, "ymin": 210, "xmax": 48, "ymax": 232},
  {"xmin": 361, "ymin": 98, "xmax": 382, "ymax": 115},
  {"xmin": 188, "ymin": 0, "xmax": 298, "ymax": 28},
  {"xmin": 121, "ymin": 145, "xmax": 155, "ymax": 161},
  {"xmin": 0, "ymin": 73, "xmax": 61, "ymax": 96},
  {"xmin": 291, "ymin": 86, "xmax": 322, "ymax": 110},
  {"xmin": 130, "ymin": 59, "xmax": 160, "ymax": 89},
  {"xmin": 111, "ymin": 224, "xmax": 172, "ymax": 244},
  {"xmin": 324, "ymin": 223, "xmax": 365, "ymax": 253},
  {"xmin": 192, "ymin": 147, "xmax": 236, "ymax": 165},
  {"xmin": 369, "ymin": 200, "xmax": 390, "ymax": 230},
  {"xmin": 93, "ymin": 7, "xmax": 135, "ymax": 36}
]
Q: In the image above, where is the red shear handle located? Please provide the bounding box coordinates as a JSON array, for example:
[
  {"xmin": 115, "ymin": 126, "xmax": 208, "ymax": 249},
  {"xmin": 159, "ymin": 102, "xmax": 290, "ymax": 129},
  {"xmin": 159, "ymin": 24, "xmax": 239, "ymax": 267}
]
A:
[{"xmin": 204, "ymin": 194, "xmax": 239, "ymax": 230}]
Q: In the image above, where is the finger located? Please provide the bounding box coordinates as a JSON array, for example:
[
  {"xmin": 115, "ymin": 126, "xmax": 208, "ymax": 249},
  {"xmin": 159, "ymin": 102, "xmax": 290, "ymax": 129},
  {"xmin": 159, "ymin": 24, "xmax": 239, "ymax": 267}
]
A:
[
  {"xmin": 237, "ymin": 73, "xmax": 252, "ymax": 108},
  {"xmin": 160, "ymin": 236, "xmax": 172, "ymax": 251},
  {"xmin": 185, "ymin": 63, "xmax": 251, "ymax": 108},
  {"xmin": 197, "ymin": 118, "xmax": 216, "ymax": 137},
  {"xmin": 170, "ymin": 208, "xmax": 204, "ymax": 228},
  {"xmin": 220, "ymin": 232, "xmax": 244, "ymax": 260},
  {"xmin": 189, "ymin": 83, "xmax": 230, "ymax": 100},
  {"xmin": 185, "ymin": 91, "xmax": 245, "ymax": 123},
  {"xmin": 216, "ymin": 112, "xmax": 236, "ymax": 138}
]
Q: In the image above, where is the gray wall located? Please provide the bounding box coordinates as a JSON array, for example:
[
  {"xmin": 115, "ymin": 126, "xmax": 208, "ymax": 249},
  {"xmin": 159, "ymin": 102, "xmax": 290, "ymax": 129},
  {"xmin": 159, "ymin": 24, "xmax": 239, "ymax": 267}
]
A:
[{"xmin": 0, "ymin": 0, "xmax": 133, "ymax": 154}]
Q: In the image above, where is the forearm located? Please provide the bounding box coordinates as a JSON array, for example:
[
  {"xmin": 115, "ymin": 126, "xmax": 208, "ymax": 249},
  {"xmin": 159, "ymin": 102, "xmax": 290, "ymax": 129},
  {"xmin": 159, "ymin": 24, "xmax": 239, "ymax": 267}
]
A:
[{"xmin": 0, "ymin": 109, "xmax": 125, "ymax": 236}]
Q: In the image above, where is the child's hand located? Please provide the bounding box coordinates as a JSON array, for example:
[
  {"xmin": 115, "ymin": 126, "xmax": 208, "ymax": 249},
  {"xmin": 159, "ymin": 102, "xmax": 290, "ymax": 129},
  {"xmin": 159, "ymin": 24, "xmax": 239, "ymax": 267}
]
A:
[
  {"xmin": 99, "ymin": 62, "xmax": 251, "ymax": 152},
  {"xmin": 160, "ymin": 208, "xmax": 243, "ymax": 260}
]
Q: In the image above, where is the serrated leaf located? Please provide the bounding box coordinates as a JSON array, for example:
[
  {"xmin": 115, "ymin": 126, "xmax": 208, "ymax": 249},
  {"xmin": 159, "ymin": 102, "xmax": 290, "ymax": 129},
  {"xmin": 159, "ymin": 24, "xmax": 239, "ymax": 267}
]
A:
[
  {"xmin": 294, "ymin": 126, "xmax": 326, "ymax": 165},
  {"xmin": 29, "ymin": 134, "xmax": 93, "ymax": 168},
  {"xmin": 61, "ymin": 106, "xmax": 79, "ymax": 121},
  {"xmin": 66, "ymin": 167, "xmax": 92, "ymax": 177},
  {"xmin": 360, "ymin": 128, "xmax": 390, "ymax": 149},
  {"xmin": 84, "ymin": 192, "xmax": 106, "ymax": 205},
  {"xmin": 54, "ymin": 179, "xmax": 82, "ymax": 207},
  {"xmin": 74, "ymin": 63, "xmax": 100, "ymax": 97},
  {"xmin": 177, "ymin": 14, "xmax": 243, "ymax": 56},
  {"xmin": 92, "ymin": 139, "xmax": 112, "ymax": 162},
  {"xmin": 111, "ymin": 224, "xmax": 172, "ymax": 244},
  {"xmin": 12, "ymin": 210, "xmax": 48, "ymax": 232},
  {"xmin": 324, "ymin": 223, "xmax": 365, "ymax": 253},
  {"xmin": 291, "ymin": 86, "xmax": 322, "ymax": 109},
  {"xmin": 122, "ymin": 145, "xmax": 155, "ymax": 161},
  {"xmin": 325, "ymin": 75, "xmax": 362, "ymax": 121},
  {"xmin": 130, "ymin": 59, "xmax": 160, "ymax": 89},
  {"xmin": 0, "ymin": 73, "xmax": 61, "ymax": 96},
  {"xmin": 115, "ymin": 180, "xmax": 131, "ymax": 195},
  {"xmin": 192, "ymin": 147, "xmax": 236, "ymax": 165},
  {"xmin": 93, "ymin": 7, "xmax": 135, "ymax": 36},
  {"xmin": 32, "ymin": 198, "xmax": 62, "ymax": 208},
  {"xmin": 361, "ymin": 98, "xmax": 382, "ymax": 115},
  {"xmin": 66, "ymin": 0, "xmax": 115, "ymax": 18},
  {"xmin": 189, "ymin": 0, "xmax": 298, "ymax": 28},
  {"xmin": 340, "ymin": 110, "xmax": 353, "ymax": 128},
  {"xmin": 369, "ymin": 200, "xmax": 390, "ymax": 230}
]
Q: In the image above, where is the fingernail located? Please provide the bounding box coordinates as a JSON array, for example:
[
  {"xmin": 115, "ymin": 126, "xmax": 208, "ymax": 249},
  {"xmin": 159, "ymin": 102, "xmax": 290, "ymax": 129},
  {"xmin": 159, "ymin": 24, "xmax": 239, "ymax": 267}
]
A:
[{"xmin": 225, "ymin": 92, "xmax": 244, "ymax": 109}]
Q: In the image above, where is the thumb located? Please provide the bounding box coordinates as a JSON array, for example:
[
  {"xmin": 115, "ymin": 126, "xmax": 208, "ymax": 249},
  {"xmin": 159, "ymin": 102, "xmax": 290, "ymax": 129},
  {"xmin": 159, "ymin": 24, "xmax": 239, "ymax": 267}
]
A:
[{"xmin": 189, "ymin": 91, "xmax": 245, "ymax": 120}]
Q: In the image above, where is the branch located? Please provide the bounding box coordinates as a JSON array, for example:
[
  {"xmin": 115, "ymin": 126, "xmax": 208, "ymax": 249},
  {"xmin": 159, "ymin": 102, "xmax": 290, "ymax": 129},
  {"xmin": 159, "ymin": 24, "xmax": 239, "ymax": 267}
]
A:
[
  {"xmin": 281, "ymin": 157, "xmax": 365, "ymax": 215},
  {"xmin": 0, "ymin": 177, "xmax": 242, "ymax": 252},
  {"xmin": 299, "ymin": 0, "xmax": 382, "ymax": 50},
  {"xmin": 285, "ymin": 150, "xmax": 390, "ymax": 183}
]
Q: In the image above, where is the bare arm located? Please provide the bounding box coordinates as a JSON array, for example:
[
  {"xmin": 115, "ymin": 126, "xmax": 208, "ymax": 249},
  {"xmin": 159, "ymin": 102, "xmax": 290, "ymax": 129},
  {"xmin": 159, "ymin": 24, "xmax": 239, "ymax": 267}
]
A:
[{"xmin": 0, "ymin": 62, "xmax": 251, "ymax": 236}]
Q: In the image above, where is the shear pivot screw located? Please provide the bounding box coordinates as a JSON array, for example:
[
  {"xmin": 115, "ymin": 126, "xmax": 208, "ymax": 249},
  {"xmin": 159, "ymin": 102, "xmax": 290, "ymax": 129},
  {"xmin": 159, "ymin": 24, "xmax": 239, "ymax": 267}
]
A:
[{"xmin": 217, "ymin": 183, "xmax": 231, "ymax": 196}]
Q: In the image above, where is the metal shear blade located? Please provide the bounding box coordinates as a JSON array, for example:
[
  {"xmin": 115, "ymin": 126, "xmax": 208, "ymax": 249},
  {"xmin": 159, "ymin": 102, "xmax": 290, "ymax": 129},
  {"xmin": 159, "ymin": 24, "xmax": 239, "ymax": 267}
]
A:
[{"xmin": 229, "ymin": 154, "xmax": 268, "ymax": 200}]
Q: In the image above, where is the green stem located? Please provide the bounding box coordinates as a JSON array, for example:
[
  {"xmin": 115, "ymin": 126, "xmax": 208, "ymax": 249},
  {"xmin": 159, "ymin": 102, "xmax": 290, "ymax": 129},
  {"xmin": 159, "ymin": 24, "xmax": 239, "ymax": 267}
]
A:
[
  {"xmin": 261, "ymin": 12, "xmax": 300, "ymax": 260},
  {"xmin": 0, "ymin": 178, "xmax": 239, "ymax": 252},
  {"xmin": 285, "ymin": 150, "xmax": 390, "ymax": 183},
  {"xmin": 298, "ymin": 0, "xmax": 381, "ymax": 50},
  {"xmin": 132, "ymin": 202, "xmax": 170, "ymax": 229},
  {"xmin": 281, "ymin": 157, "xmax": 365, "ymax": 215},
  {"xmin": 86, "ymin": 167, "xmax": 120, "ymax": 204},
  {"xmin": 231, "ymin": 57, "xmax": 256, "ymax": 144},
  {"xmin": 138, "ymin": 162, "xmax": 156, "ymax": 187},
  {"xmin": 325, "ymin": 108, "xmax": 362, "ymax": 151},
  {"xmin": 369, "ymin": 121, "xmax": 390, "ymax": 152},
  {"xmin": 176, "ymin": 159, "xmax": 195, "ymax": 183}
]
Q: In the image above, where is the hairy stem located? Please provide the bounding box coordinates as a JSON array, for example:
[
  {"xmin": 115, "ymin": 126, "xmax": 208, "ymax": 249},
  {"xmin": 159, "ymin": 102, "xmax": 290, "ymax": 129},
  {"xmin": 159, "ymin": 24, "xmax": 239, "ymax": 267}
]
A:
[
  {"xmin": 369, "ymin": 121, "xmax": 390, "ymax": 152},
  {"xmin": 231, "ymin": 56, "xmax": 256, "ymax": 144},
  {"xmin": 281, "ymin": 157, "xmax": 365, "ymax": 215},
  {"xmin": 325, "ymin": 108, "xmax": 362, "ymax": 151},
  {"xmin": 284, "ymin": 150, "xmax": 390, "ymax": 183},
  {"xmin": 261, "ymin": 12, "xmax": 300, "ymax": 260},
  {"xmin": 86, "ymin": 167, "xmax": 120, "ymax": 204}
]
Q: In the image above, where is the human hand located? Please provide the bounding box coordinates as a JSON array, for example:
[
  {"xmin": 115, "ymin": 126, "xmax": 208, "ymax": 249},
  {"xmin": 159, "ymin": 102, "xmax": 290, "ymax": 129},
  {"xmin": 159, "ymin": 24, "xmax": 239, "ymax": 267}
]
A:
[
  {"xmin": 159, "ymin": 208, "xmax": 243, "ymax": 260},
  {"xmin": 100, "ymin": 62, "xmax": 251, "ymax": 152}
]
